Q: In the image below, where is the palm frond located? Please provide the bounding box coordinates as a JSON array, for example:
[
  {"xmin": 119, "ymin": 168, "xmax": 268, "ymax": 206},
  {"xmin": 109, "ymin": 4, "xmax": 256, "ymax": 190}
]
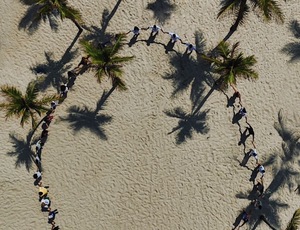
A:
[
  {"xmin": 217, "ymin": 0, "xmax": 240, "ymax": 18},
  {"xmin": 286, "ymin": 208, "xmax": 300, "ymax": 230},
  {"xmin": 62, "ymin": 4, "xmax": 83, "ymax": 23},
  {"xmin": 255, "ymin": 0, "xmax": 284, "ymax": 23}
]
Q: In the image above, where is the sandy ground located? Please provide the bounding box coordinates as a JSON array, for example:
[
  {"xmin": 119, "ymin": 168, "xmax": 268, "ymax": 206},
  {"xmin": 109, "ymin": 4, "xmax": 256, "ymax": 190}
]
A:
[{"xmin": 1, "ymin": 0, "xmax": 300, "ymax": 229}]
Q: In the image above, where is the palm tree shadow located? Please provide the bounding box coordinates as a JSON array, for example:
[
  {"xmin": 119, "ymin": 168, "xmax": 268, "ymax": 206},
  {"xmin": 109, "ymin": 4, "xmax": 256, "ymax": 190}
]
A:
[
  {"xmin": 82, "ymin": 0, "xmax": 122, "ymax": 44},
  {"xmin": 163, "ymin": 30, "xmax": 212, "ymax": 100},
  {"xmin": 59, "ymin": 91, "xmax": 112, "ymax": 139},
  {"xmin": 146, "ymin": 0, "xmax": 176, "ymax": 23},
  {"xmin": 246, "ymin": 109, "xmax": 300, "ymax": 229},
  {"xmin": 165, "ymin": 107, "xmax": 209, "ymax": 144},
  {"xmin": 282, "ymin": 20, "xmax": 300, "ymax": 62},
  {"xmin": 30, "ymin": 31, "xmax": 81, "ymax": 91},
  {"xmin": 18, "ymin": 4, "xmax": 59, "ymax": 34},
  {"xmin": 7, "ymin": 132, "xmax": 35, "ymax": 171}
]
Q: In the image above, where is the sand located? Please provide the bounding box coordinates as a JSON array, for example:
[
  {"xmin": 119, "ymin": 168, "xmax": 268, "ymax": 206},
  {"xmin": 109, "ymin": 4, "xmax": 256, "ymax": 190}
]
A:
[{"xmin": 1, "ymin": 0, "xmax": 300, "ymax": 229}]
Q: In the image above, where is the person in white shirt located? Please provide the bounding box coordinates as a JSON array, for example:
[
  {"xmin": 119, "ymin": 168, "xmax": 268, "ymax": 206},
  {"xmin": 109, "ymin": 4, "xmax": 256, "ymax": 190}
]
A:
[
  {"xmin": 249, "ymin": 142, "xmax": 258, "ymax": 164},
  {"xmin": 257, "ymin": 164, "xmax": 265, "ymax": 178},
  {"xmin": 126, "ymin": 26, "xmax": 140, "ymax": 37},
  {"xmin": 181, "ymin": 41, "xmax": 197, "ymax": 54},
  {"xmin": 163, "ymin": 31, "xmax": 182, "ymax": 43},
  {"xmin": 143, "ymin": 24, "xmax": 163, "ymax": 36}
]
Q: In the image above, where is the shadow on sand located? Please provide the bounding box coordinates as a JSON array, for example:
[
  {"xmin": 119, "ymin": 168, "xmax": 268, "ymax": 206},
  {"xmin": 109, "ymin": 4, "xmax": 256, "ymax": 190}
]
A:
[
  {"xmin": 161, "ymin": 31, "xmax": 218, "ymax": 144},
  {"xmin": 7, "ymin": 132, "xmax": 36, "ymax": 171},
  {"xmin": 146, "ymin": 0, "xmax": 176, "ymax": 23},
  {"xmin": 31, "ymin": 31, "xmax": 81, "ymax": 91},
  {"xmin": 234, "ymin": 109, "xmax": 300, "ymax": 229},
  {"xmin": 282, "ymin": 20, "xmax": 300, "ymax": 62},
  {"xmin": 82, "ymin": 0, "xmax": 122, "ymax": 44},
  {"xmin": 18, "ymin": 1, "xmax": 60, "ymax": 34},
  {"xmin": 165, "ymin": 107, "xmax": 209, "ymax": 145},
  {"xmin": 59, "ymin": 90, "xmax": 113, "ymax": 140}
]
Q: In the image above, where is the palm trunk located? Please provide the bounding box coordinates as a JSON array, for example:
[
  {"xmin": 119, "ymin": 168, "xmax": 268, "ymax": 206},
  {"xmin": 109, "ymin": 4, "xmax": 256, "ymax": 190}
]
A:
[
  {"xmin": 223, "ymin": 0, "xmax": 247, "ymax": 42},
  {"xmin": 71, "ymin": 18, "xmax": 83, "ymax": 33}
]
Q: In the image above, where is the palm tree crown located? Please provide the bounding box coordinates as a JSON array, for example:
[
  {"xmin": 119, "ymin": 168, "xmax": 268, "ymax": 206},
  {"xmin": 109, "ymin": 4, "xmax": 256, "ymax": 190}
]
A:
[
  {"xmin": 33, "ymin": 0, "xmax": 83, "ymax": 31},
  {"xmin": 286, "ymin": 208, "xmax": 300, "ymax": 230},
  {"xmin": 202, "ymin": 41, "xmax": 258, "ymax": 90},
  {"xmin": 80, "ymin": 34, "xmax": 134, "ymax": 90},
  {"xmin": 0, "ymin": 81, "xmax": 58, "ymax": 128},
  {"xmin": 218, "ymin": 0, "xmax": 285, "ymax": 38}
]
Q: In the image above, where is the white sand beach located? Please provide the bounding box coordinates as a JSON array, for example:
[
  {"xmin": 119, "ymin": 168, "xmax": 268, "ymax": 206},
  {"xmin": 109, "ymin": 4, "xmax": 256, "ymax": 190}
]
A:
[{"xmin": 1, "ymin": 0, "xmax": 300, "ymax": 229}]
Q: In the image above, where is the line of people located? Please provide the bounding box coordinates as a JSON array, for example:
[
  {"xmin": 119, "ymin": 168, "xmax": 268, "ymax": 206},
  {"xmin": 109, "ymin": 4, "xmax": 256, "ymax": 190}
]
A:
[
  {"xmin": 126, "ymin": 24, "xmax": 199, "ymax": 54},
  {"xmin": 231, "ymin": 90, "xmax": 267, "ymax": 229},
  {"xmin": 33, "ymin": 102, "xmax": 60, "ymax": 230}
]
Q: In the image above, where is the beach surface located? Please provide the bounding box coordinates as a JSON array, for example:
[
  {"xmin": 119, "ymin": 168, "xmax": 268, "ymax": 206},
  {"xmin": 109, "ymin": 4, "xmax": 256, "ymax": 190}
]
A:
[{"xmin": 0, "ymin": 0, "xmax": 300, "ymax": 229}]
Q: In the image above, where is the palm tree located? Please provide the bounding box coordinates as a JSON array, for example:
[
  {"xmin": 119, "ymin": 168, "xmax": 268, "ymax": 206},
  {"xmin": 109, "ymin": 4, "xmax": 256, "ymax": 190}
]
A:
[
  {"xmin": 30, "ymin": 0, "xmax": 83, "ymax": 32},
  {"xmin": 80, "ymin": 34, "xmax": 134, "ymax": 91},
  {"xmin": 218, "ymin": 0, "xmax": 285, "ymax": 41},
  {"xmin": 0, "ymin": 81, "xmax": 58, "ymax": 129},
  {"xmin": 202, "ymin": 41, "xmax": 258, "ymax": 91},
  {"xmin": 286, "ymin": 208, "xmax": 300, "ymax": 230}
]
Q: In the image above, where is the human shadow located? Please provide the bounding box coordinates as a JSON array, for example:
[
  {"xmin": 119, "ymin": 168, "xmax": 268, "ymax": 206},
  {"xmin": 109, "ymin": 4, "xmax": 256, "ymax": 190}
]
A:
[
  {"xmin": 232, "ymin": 207, "xmax": 257, "ymax": 230},
  {"xmin": 59, "ymin": 91, "xmax": 112, "ymax": 139},
  {"xmin": 31, "ymin": 31, "xmax": 81, "ymax": 91},
  {"xmin": 232, "ymin": 107, "xmax": 243, "ymax": 125},
  {"xmin": 165, "ymin": 107, "xmax": 209, "ymax": 144},
  {"xmin": 128, "ymin": 34, "xmax": 139, "ymax": 47},
  {"xmin": 7, "ymin": 132, "xmax": 35, "ymax": 171},
  {"xmin": 249, "ymin": 164, "xmax": 260, "ymax": 184},
  {"xmin": 282, "ymin": 20, "xmax": 300, "ymax": 62},
  {"xmin": 18, "ymin": 3, "xmax": 59, "ymax": 34},
  {"xmin": 82, "ymin": 0, "xmax": 122, "ymax": 44},
  {"xmin": 246, "ymin": 109, "xmax": 300, "ymax": 229},
  {"xmin": 235, "ymin": 183, "xmax": 262, "ymax": 201},
  {"xmin": 239, "ymin": 150, "xmax": 252, "ymax": 168},
  {"xmin": 146, "ymin": 0, "xmax": 176, "ymax": 23}
]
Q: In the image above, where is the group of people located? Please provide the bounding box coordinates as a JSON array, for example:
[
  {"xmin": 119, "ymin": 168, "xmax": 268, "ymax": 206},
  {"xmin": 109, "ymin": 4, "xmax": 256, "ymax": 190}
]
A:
[
  {"xmin": 30, "ymin": 52, "xmax": 92, "ymax": 229},
  {"xmin": 33, "ymin": 102, "xmax": 60, "ymax": 230},
  {"xmin": 231, "ymin": 90, "xmax": 267, "ymax": 229},
  {"xmin": 126, "ymin": 24, "xmax": 199, "ymax": 54}
]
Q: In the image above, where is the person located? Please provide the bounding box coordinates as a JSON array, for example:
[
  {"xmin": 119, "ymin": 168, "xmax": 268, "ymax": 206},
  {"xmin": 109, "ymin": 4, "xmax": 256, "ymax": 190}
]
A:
[
  {"xmin": 257, "ymin": 164, "xmax": 265, "ymax": 179},
  {"xmin": 77, "ymin": 55, "xmax": 90, "ymax": 68},
  {"xmin": 60, "ymin": 84, "xmax": 68, "ymax": 97},
  {"xmin": 67, "ymin": 69, "xmax": 77, "ymax": 80},
  {"xmin": 35, "ymin": 154, "xmax": 41, "ymax": 166},
  {"xmin": 50, "ymin": 101, "xmax": 58, "ymax": 111},
  {"xmin": 163, "ymin": 31, "xmax": 181, "ymax": 43},
  {"xmin": 38, "ymin": 182, "xmax": 49, "ymax": 200},
  {"xmin": 254, "ymin": 178, "xmax": 264, "ymax": 197},
  {"xmin": 252, "ymin": 198, "xmax": 263, "ymax": 209},
  {"xmin": 144, "ymin": 24, "xmax": 163, "ymax": 35},
  {"xmin": 35, "ymin": 139, "xmax": 44, "ymax": 152},
  {"xmin": 48, "ymin": 209, "xmax": 59, "ymax": 224},
  {"xmin": 233, "ymin": 91, "xmax": 242, "ymax": 104},
  {"xmin": 181, "ymin": 41, "xmax": 197, "ymax": 54},
  {"xmin": 246, "ymin": 122, "xmax": 255, "ymax": 142},
  {"xmin": 239, "ymin": 107, "xmax": 247, "ymax": 117},
  {"xmin": 236, "ymin": 210, "xmax": 251, "ymax": 229},
  {"xmin": 42, "ymin": 114, "xmax": 54, "ymax": 129},
  {"xmin": 249, "ymin": 142, "xmax": 258, "ymax": 164},
  {"xmin": 33, "ymin": 170, "xmax": 42, "ymax": 180},
  {"xmin": 41, "ymin": 129, "xmax": 48, "ymax": 139},
  {"xmin": 232, "ymin": 85, "xmax": 242, "ymax": 105},
  {"xmin": 126, "ymin": 26, "xmax": 140, "ymax": 37},
  {"xmin": 41, "ymin": 197, "xmax": 51, "ymax": 211}
]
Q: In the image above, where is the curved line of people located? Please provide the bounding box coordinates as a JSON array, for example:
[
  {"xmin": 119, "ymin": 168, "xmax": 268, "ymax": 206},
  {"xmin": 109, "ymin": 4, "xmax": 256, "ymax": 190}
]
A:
[
  {"xmin": 230, "ymin": 89, "xmax": 266, "ymax": 230},
  {"xmin": 30, "ymin": 24, "xmax": 267, "ymax": 229},
  {"xmin": 33, "ymin": 103, "xmax": 60, "ymax": 230}
]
